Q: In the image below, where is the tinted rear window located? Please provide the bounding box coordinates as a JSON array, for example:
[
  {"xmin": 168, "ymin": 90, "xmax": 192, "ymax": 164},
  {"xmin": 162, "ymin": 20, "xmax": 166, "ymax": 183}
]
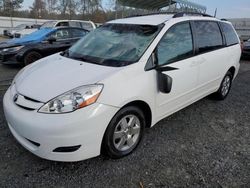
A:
[
  {"xmin": 220, "ymin": 22, "xmax": 239, "ymax": 46},
  {"xmin": 194, "ymin": 21, "xmax": 223, "ymax": 53}
]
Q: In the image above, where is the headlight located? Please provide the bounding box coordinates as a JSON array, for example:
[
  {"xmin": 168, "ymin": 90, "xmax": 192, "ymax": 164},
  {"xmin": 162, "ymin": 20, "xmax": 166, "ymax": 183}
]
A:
[
  {"xmin": 38, "ymin": 84, "xmax": 103, "ymax": 114},
  {"xmin": 2, "ymin": 46, "xmax": 24, "ymax": 53}
]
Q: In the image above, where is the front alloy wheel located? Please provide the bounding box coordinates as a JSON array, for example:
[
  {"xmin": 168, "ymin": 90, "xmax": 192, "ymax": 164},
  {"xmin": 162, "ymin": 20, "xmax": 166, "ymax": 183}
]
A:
[
  {"xmin": 102, "ymin": 106, "xmax": 145, "ymax": 159},
  {"xmin": 113, "ymin": 115, "xmax": 141, "ymax": 152}
]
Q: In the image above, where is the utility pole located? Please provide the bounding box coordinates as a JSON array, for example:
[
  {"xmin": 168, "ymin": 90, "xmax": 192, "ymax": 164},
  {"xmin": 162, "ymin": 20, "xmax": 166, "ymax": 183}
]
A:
[
  {"xmin": 10, "ymin": 0, "xmax": 14, "ymax": 28},
  {"xmin": 214, "ymin": 8, "xmax": 217, "ymax": 17}
]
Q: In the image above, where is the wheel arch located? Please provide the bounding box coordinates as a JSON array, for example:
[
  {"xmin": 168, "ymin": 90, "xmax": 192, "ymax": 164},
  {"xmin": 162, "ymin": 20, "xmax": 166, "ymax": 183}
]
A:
[
  {"xmin": 121, "ymin": 100, "xmax": 152, "ymax": 129},
  {"xmin": 100, "ymin": 100, "xmax": 153, "ymax": 156},
  {"xmin": 228, "ymin": 66, "xmax": 236, "ymax": 78},
  {"xmin": 19, "ymin": 48, "xmax": 43, "ymax": 62}
]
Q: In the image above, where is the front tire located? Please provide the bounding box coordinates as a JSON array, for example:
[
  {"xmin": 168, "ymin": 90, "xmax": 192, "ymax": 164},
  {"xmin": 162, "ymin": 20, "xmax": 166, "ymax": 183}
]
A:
[
  {"xmin": 102, "ymin": 106, "xmax": 145, "ymax": 159},
  {"xmin": 24, "ymin": 51, "xmax": 42, "ymax": 66},
  {"xmin": 213, "ymin": 71, "xmax": 233, "ymax": 100}
]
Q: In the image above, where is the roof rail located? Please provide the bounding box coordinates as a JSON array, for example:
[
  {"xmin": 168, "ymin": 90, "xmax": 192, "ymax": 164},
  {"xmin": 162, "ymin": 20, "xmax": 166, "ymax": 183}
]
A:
[
  {"xmin": 173, "ymin": 12, "xmax": 213, "ymax": 18},
  {"xmin": 125, "ymin": 11, "xmax": 177, "ymax": 18}
]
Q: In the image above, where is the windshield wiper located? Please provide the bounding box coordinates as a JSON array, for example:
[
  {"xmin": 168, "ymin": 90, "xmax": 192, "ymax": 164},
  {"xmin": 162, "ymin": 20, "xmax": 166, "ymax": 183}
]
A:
[
  {"xmin": 70, "ymin": 55, "xmax": 88, "ymax": 62},
  {"xmin": 61, "ymin": 50, "xmax": 69, "ymax": 57},
  {"xmin": 68, "ymin": 55, "xmax": 103, "ymax": 66}
]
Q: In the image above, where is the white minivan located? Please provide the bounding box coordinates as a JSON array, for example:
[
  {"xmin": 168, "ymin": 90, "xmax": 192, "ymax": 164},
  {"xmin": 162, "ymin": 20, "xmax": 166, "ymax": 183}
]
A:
[{"xmin": 3, "ymin": 13, "xmax": 241, "ymax": 162}]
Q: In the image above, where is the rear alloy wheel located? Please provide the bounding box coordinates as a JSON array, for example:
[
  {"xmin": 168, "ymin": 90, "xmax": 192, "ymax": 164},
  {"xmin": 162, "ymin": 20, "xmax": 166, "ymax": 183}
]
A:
[
  {"xmin": 102, "ymin": 106, "xmax": 145, "ymax": 159},
  {"xmin": 24, "ymin": 51, "xmax": 42, "ymax": 66},
  {"xmin": 213, "ymin": 72, "xmax": 233, "ymax": 100}
]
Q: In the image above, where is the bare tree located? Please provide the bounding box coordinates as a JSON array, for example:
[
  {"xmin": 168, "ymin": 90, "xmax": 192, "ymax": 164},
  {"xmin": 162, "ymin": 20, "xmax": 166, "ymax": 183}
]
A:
[
  {"xmin": 46, "ymin": 0, "xmax": 57, "ymax": 14},
  {"xmin": 30, "ymin": 0, "xmax": 47, "ymax": 18},
  {"xmin": 2, "ymin": 0, "xmax": 23, "ymax": 16},
  {"xmin": 0, "ymin": 0, "xmax": 3, "ymax": 10}
]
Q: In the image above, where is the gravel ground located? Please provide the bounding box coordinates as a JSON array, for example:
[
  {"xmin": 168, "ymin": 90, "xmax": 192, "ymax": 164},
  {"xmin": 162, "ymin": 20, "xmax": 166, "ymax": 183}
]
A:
[
  {"xmin": 0, "ymin": 61, "xmax": 250, "ymax": 188},
  {"xmin": 0, "ymin": 36, "xmax": 9, "ymax": 42}
]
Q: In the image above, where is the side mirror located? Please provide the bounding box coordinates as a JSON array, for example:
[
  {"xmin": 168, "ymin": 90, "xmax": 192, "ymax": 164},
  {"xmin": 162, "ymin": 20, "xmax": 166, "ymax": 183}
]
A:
[
  {"xmin": 157, "ymin": 71, "xmax": 173, "ymax": 94},
  {"xmin": 47, "ymin": 37, "xmax": 56, "ymax": 44}
]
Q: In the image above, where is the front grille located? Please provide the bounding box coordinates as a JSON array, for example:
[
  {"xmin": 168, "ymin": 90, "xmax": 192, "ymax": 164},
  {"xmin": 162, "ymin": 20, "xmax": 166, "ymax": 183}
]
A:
[
  {"xmin": 16, "ymin": 104, "xmax": 36, "ymax": 111},
  {"xmin": 53, "ymin": 145, "xmax": 81, "ymax": 153},
  {"xmin": 0, "ymin": 53, "xmax": 4, "ymax": 61},
  {"xmin": 23, "ymin": 96, "xmax": 42, "ymax": 103},
  {"xmin": 13, "ymin": 93, "xmax": 43, "ymax": 111},
  {"xmin": 26, "ymin": 138, "xmax": 40, "ymax": 147}
]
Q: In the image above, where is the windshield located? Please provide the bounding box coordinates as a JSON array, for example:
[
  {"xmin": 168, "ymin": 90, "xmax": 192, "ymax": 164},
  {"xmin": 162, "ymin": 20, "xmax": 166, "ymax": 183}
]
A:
[
  {"xmin": 15, "ymin": 24, "xmax": 27, "ymax": 29},
  {"xmin": 65, "ymin": 23, "xmax": 162, "ymax": 67},
  {"xmin": 41, "ymin": 21, "xmax": 57, "ymax": 28}
]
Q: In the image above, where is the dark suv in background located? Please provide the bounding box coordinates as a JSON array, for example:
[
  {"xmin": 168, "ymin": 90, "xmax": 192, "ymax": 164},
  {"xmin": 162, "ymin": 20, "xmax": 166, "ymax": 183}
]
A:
[
  {"xmin": 0, "ymin": 27, "xmax": 88, "ymax": 66},
  {"xmin": 242, "ymin": 39, "xmax": 250, "ymax": 58}
]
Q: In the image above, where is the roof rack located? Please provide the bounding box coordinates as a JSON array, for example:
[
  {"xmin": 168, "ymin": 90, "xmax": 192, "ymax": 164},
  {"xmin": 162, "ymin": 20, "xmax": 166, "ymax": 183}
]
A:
[
  {"xmin": 118, "ymin": 0, "xmax": 207, "ymax": 14},
  {"xmin": 125, "ymin": 11, "xmax": 177, "ymax": 18},
  {"xmin": 173, "ymin": 12, "xmax": 213, "ymax": 18}
]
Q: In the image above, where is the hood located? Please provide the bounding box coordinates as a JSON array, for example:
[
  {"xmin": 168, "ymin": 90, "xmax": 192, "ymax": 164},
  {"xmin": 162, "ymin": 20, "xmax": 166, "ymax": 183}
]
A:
[
  {"xmin": 15, "ymin": 54, "xmax": 122, "ymax": 102},
  {"xmin": 10, "ymin": 29, "xmax": 23, "ymax": 34}
]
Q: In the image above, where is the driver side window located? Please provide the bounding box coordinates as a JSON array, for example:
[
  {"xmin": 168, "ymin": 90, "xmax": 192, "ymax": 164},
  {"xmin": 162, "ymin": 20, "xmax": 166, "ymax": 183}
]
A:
[
  {"xmin": 157, "ymin": 22, "xmax": 193, "ymax": 65},
  {"xmin": 49, "ymin": 29, "xmax": 70, "ymax": 40}
]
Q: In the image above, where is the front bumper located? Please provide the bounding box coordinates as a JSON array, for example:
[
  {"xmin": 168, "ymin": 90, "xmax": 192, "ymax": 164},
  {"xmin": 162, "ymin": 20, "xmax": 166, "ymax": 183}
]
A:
[
  {"xmin": 3, "ymin": 87, "xmax": 119, "ymax": 162},
  {"xmin": 0, "ymin": 52, "xmax": 20, "ymax": 65}
]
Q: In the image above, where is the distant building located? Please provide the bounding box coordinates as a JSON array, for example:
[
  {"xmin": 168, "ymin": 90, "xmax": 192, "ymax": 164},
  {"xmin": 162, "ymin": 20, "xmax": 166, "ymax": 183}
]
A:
[{"xmin": 228, "ymin": 18, "xmax": 250, "ymax": 41}]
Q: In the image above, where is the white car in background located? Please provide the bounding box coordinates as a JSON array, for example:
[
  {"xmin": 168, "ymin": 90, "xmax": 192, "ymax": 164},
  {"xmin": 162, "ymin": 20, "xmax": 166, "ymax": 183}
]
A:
[
  {"xmin": 14, "ymin": 24, "xmax": 41, "ymax": 38},
  {"xmin": 3, "ymin": 12, "xmax": 241, "ymax": 162},
  {"xmin": 3, "ymin": 24, "xmax": 31, "ymax": 38},
  {"xmin": 41, "ymin": 20, "xmax": 96, "ymax": 31}
]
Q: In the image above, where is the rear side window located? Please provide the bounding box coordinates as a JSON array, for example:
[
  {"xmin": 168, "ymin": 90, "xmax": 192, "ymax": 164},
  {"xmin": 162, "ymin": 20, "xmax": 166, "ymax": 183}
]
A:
[
  {"xmin": 80, "ymin": 22, "xmax": 93, "ymax": 31},
  {"xmin": 220, "ymin": 22, "xmax": 239, "ymax": 46},
  {"xmin": 70, "ymin": 21, "xmax": 81, "ymax": 28},
  {"xmin": 70, "ymin": 28, "xmax": 88, "ymax": 38},
  {"xmin": 194, "ymin": 21, "xmax": 223, "ymax": 53},
  {"xmin": 56, "ymin": 22, "xmax": 69, "ymax": 27},
  {"xmin": 157, "ymin": 22, "xmax": 193, "ymax": 65}
]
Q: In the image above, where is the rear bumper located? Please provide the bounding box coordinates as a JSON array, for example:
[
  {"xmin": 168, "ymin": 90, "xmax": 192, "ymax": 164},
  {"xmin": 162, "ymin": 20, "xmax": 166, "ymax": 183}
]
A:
[{"xmin": 3, "ymin": 87, "xmax": 119, "ymax": 162}]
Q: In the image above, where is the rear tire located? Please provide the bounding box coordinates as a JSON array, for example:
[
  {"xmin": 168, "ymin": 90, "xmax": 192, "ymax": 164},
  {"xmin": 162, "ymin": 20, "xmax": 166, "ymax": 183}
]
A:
[
  {"xmin": 213, "ymin": 71, "xmax": 233, "ymax": 100},
  {"xmin": 24, "ymin": 51, "xmax": 42, "ymax": 66},
  {"xmin": 102, "ymin": 106, "xmax": 145, "ymax": 159}
]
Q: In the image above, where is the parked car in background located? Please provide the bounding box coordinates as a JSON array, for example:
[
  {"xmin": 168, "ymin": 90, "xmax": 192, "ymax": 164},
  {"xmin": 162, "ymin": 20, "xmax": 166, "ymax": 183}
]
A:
[
  {"xmin": 41, "ymin": 20, "xmax": 96, "ymax": 31},
  {"xmin": 3, "ymin": 24, "xmax": 32, "ymax": 38},
  {"xmin": 3, "ymin": 13, "xmax": 241, "ymax": 162},
  {"xmin": 242, "ymin": 39, "xmax": 250, "ymax": 58},
  {"xmin": 0, "ymin": 27, "xmax": 88, "ymax": 66},
  {"xmin": 14, "ymin": 24, "xmax": 41, "ymax": 38}
]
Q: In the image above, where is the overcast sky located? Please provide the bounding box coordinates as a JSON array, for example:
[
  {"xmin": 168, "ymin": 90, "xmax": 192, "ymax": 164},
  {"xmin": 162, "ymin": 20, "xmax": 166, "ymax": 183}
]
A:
[{"xmin": 22, "ymin": 0, "xmax": 250, "ymax": 18}]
